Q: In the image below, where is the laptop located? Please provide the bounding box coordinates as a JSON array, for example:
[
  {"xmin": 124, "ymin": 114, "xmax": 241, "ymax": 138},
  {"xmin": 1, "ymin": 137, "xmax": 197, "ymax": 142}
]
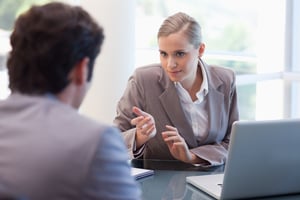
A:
[{"xmin": 186, "ymin": 119, "xmax": 300, "ymax": 200}]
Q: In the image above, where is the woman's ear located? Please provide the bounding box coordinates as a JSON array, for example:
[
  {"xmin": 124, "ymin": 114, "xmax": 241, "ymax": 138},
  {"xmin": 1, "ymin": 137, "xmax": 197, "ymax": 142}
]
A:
[
  {"xmin": 70, "ymin": 57, "xmax": 90, "ymax": 85},
  {"xmin": 198, "ymin": 43, "xmax": 206, "ymax": 58}
]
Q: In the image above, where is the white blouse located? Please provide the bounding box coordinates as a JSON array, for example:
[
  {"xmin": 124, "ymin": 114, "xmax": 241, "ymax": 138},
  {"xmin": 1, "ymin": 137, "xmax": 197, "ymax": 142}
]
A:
[{"xmin": 174, "ymin": 64, "xmax": 209, "ymax": 141}]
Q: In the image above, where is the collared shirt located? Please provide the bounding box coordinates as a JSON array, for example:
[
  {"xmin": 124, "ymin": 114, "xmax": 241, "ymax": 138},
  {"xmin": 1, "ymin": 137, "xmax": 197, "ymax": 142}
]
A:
[{"xmin": 174, "ymin": 63, "xmax": 209, "ymax": 141}]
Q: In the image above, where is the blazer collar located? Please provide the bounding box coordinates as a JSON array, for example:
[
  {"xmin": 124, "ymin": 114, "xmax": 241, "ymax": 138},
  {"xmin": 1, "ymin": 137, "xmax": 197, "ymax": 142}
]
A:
[{"xmin": 200, "ymin": 59, "xmax": 223, "ymax": 91}]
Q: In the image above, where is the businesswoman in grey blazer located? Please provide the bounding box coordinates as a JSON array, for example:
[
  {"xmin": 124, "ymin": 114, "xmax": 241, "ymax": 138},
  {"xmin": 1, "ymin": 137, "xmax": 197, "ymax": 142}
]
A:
[{"xmin": 114, "ymin": 12, "xmax": 239, "ymax": 167}]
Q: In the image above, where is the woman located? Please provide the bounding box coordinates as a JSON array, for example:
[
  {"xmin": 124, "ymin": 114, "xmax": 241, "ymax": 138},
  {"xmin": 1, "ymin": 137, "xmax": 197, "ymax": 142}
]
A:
[{"xmin": 114, "ymin": 12, "xmax": 239, "ymax": 166}]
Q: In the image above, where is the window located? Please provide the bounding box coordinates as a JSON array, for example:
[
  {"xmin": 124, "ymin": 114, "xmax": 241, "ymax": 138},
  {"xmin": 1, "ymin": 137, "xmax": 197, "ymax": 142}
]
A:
[
  {"xmin": 0, "ymin": 9, "xmax": 11, "ymax": 99},
  {"xmin": 135, "ymin": 0, "xmax": 300, "ymax": 120}
]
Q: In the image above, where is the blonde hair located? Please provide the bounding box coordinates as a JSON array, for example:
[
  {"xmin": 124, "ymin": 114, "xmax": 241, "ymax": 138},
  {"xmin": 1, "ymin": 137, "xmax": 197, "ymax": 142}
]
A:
[{"xmin": 157, "ymin": 12, "xmax": 202, "ymax": 48}]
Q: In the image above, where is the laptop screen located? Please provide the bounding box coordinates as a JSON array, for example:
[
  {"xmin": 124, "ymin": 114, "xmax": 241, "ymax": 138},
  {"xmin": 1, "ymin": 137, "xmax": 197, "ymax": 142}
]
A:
[{"xmin": 187, "ymin": 119, "xmax": 300, "ymax": 199}]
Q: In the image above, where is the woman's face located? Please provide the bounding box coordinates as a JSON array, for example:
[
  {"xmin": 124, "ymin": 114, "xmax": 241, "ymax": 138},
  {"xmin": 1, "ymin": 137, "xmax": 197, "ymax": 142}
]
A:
[{"xmin": 158, "ymin": 31, "xmax": 204, "ymax": 87}]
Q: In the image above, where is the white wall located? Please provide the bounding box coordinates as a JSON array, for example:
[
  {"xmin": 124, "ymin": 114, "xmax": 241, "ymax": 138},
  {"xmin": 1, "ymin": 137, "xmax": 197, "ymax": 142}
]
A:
[{"xmin": 79, "ymin": 0, "xmax": 135, "ymax": 124}]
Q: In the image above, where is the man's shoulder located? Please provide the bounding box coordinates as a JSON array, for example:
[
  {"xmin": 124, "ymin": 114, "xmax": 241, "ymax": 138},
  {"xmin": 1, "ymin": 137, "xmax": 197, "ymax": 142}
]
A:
[{"xmin": 4, "ymin": 93, "xmax": 113, "ymax": 137}]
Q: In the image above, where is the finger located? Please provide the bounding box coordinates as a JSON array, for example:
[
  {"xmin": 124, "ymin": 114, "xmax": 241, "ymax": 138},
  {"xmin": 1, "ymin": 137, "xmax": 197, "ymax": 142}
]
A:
[
  {"xmin": 135, "ymin": 117, "xmax": 153, "ymax": 135},
  {"xmin": 143, "ymin": 124, "xmax": 154, "ymax": 133},
  {"xmin": 164, "ymin": 135, "xmax": 178, "ymax": 143},
  {"xmin": 161, "ymin": 131, "xmax": 176, "ymax": 139},
  {"xmin": 132, "ymin": 106, "xmax": 149, "ymax": 117},
  {"xmin": 143, "ymin": 125, "xmax": 155, "ymax": 136},
  {"xmin": 143, "ymin": 119, "xmax": 154, "ymax": 130},
  {"xmin": 138, "ymin": 116, "xmax": 152, "ymax": 128},
  {"xmin": 162, "ymin": 131, "xmax": 177, "ymax": 142},
  {"xmin": 165, "ymin": 125, "xmax": 177, "ymax": 131},
  {"xmin": 130, "ymin": 116, "xmax": 144, "ymax": 126}
]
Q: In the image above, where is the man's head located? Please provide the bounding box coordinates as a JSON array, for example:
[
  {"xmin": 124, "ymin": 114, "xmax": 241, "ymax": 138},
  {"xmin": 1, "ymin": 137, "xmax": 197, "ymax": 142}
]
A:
[{"xmin": 7, "ymin": 2, "xmax": 104, "ymax": 96}]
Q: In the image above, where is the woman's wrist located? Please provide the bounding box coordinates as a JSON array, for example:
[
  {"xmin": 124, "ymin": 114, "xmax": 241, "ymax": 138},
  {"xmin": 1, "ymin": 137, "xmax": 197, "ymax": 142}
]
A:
[
  {"xmin": 189, "ymin": 152, "xmax": 209, "ymax": 165},
  {"xmin": 135, "ymin": 129, "xmax": 148, "ymax": 149}
]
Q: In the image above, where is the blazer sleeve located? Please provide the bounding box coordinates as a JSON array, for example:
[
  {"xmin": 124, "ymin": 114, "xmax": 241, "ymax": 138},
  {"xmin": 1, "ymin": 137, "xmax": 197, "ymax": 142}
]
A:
[
  {"xmin": 80, "ymin": 127, "xmax": 141, "ymax": 200},
  {"xmin": 114, "ymin": 73, "xmax": 146, "ymax": 158}
]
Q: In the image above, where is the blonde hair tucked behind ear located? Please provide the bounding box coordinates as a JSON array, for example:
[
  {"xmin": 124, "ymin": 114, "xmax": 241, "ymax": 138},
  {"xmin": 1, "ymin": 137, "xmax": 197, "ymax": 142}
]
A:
[{"xmin": 157, "ymin": 12, "xmax": 202, "ymax": 48}]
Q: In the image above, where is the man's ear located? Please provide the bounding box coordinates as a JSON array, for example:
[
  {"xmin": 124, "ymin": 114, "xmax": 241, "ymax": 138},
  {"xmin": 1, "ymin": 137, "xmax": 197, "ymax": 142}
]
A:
[
  {"xmin": 198, "ymin": 43, "xmax": 205, "ymax": 58},
  {"xmin": 71, "ymin": 57, "xmax": 90, "ymax": 85}
]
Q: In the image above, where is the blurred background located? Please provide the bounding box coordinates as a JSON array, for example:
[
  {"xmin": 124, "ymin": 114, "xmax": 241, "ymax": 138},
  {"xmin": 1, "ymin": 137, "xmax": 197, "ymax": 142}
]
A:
[{"xmin": 1, "ymin": 0, "xmax": 299, "ymax": 123}]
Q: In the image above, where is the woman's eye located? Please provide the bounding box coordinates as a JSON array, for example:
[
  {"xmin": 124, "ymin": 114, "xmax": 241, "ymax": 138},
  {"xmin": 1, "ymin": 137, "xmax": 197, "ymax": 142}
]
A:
[
  {"xmin": 160, "ymin": 52, "xmax": 167, "ymax": 57},
  {"xmin": 176, "ymin": 52, "xmax": 185, "ymax": 57}
]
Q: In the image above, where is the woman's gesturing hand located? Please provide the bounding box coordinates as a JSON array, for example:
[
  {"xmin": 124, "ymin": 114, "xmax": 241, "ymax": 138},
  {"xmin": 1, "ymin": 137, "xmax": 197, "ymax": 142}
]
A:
[
  {"xmin": 161, "ymin": 125, "xmax": 194, "ymax": 163},
  {"xmin": 131, "ymin": 106, "xmax": 156, "ymax": 148}
]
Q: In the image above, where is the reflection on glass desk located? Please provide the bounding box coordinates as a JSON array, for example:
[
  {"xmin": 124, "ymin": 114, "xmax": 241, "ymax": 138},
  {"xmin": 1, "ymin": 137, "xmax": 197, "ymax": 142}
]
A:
[{"xmin": 131, "ymin": 159, "xmax": 300, "ymax": 200}]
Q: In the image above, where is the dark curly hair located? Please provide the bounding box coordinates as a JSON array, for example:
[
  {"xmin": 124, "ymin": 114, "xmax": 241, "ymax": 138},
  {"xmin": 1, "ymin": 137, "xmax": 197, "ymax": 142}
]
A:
[{"xmin": 7, "ymin": 2, "xmax": 105, "ymax": 94}]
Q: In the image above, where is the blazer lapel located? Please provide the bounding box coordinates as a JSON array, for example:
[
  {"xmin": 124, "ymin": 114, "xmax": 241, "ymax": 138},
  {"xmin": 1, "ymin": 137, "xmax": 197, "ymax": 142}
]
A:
[
  {"xmin": 201, "ymin": 61, "xmax": 225, "ymax": 144},
  {"xmin": 204, "ymin": 89, "xmax": 224, "ymax": 144},
  {"xmin": 159, "ymin": 84, "xmax": 198, "ymax": 147}
]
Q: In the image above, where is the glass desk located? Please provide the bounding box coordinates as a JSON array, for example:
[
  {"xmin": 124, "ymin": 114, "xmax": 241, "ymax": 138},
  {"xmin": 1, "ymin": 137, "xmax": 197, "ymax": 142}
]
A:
[{"xmin": 131, "ymin": 159, "xmax": 300, "ymax": 200}]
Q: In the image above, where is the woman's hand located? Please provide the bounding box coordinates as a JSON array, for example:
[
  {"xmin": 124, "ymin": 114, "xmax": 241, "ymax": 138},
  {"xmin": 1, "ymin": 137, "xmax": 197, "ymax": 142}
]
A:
[
  {"xmin": 162, "ymin": 125, "xmax": 208, "ymax": 165},
  {"xmin": 162, "ymin": 125, "xmax": 194, "ymax": 163},
  {"xmin": 131, "ymin": 106, "xmax": 156, "ymax": 148}
]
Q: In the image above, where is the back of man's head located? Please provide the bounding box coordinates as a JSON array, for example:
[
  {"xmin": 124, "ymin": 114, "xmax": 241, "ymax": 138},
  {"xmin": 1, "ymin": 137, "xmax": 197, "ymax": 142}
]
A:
[{"xmin": 7, "ymin": 2, "xmax": 104, "ymax": 95}]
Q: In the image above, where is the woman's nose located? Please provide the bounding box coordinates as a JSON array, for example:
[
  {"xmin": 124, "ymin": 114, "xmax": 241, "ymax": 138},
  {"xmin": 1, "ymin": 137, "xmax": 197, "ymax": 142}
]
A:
[{"xmin": 167, "ymin": 58, "xmax": 177, "ymax": 69}]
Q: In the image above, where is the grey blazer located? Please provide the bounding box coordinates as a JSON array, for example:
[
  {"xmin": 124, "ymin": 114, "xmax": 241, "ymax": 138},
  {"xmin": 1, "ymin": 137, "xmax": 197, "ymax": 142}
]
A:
[
  {"xmin": 114, "ymin": 61, "xmax": 239, "ymax": 166},
  {"xmin": 0, "ymin": 93, "xmax": 141, "ymax": 200}
]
